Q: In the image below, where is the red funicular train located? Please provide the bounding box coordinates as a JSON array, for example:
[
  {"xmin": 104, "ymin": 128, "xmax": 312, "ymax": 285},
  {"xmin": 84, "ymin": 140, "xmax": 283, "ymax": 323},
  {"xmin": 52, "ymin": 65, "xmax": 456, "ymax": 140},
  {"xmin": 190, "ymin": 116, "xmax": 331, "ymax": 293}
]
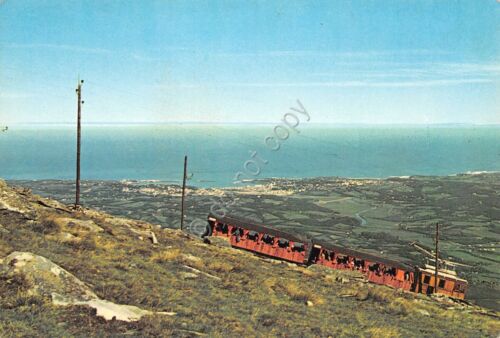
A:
[{"xmin": 207, "ymin": 214, "xmax": 468, "ymax": 300}]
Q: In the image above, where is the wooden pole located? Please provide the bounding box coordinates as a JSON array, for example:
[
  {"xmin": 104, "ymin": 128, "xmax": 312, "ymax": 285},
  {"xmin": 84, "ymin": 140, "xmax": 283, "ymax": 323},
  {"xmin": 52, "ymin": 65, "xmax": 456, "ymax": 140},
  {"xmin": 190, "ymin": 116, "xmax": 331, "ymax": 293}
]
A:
[
  {"xmin": 434, "ymin": 222, "xmax": 439, "ymax": 293},
  {"xmin": 75, "ymin": 79, "xmax": 83, "ymax": 208},
  {"xmin": 180, "ymin": 155, "xmax": 187, "ymax": 230}
]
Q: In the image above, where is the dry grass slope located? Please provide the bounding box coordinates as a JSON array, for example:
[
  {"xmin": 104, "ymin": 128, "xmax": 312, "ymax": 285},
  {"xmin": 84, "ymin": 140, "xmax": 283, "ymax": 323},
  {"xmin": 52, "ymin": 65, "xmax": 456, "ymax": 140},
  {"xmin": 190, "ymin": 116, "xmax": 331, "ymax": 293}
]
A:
[{"xmin": 0, "ymin": 180, "xmax": 499, "ymax": 337}]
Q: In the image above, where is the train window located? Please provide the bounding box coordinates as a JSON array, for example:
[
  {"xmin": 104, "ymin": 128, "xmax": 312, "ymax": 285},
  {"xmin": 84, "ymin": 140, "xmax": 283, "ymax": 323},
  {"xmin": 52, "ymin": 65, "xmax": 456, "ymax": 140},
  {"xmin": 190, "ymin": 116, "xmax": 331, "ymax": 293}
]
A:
[
  {"xmin": 423, "ymin": 275, "xmax": 431, "ymax": 284},
  {"xmin": 354, "ymin": 259, "xmax": 364, "ymax": 268},
  {"xmin": 454, "ymin": 283, "xmax": 464, "ymax": 292},
  {"xmin": 262, "ymin": 234, "xmax": 275, "ymax": 244},
  {"xmin": 386, "ymin": 267, "xmax": 396, "ymax": 276},
  {"xmin": 247, "ymin": 231, "xmax": 259, "ymax": 241},
  {"xmin": 231, "ymin": 227, "xmax": 243, "ymax": 236},
  {"xmin": 278, "ymin": 239, "xmax": 289, "ymax": 248},
  {"xmin": 292, "ymin": 243, "xmax": 304, "ymax": 252},
  {"xmin": 337, "ymin": 256, "xmax": 348, "ymax": 264},
  {"xmin": 438, "ymin": 279, "xmax": 446, "ymax": 288}
]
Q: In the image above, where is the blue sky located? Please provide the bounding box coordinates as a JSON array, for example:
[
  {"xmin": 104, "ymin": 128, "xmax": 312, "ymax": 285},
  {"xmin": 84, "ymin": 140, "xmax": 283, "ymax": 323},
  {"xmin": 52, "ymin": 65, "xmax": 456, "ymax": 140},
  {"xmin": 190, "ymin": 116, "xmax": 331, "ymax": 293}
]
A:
[{"xmin": 0, "ymin": 0, "xmax": 498, "ymax": 124}]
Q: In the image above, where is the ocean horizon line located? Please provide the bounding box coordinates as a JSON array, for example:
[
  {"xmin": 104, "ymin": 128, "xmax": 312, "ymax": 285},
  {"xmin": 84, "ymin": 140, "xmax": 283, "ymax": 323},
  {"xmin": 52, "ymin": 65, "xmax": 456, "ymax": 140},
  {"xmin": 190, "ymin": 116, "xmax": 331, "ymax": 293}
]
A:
[{"xmin": 5, "ymin": 122, "xmax": 500, "ymax": 128}]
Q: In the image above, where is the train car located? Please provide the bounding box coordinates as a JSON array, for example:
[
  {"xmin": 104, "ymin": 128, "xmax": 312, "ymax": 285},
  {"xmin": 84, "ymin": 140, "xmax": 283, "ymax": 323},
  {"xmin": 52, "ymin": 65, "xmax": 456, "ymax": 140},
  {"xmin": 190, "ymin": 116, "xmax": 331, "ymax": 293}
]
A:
[
  {"xmin": 310, "ymin": 239, "xmax": 416, "ymax": 292},
  {"xmin": 416, "ymin": 264, "xmax": 468, "ymax": 299},
  {"xmin": 207, "ymin": 214, "xmax": 311, "ymax": 264}
]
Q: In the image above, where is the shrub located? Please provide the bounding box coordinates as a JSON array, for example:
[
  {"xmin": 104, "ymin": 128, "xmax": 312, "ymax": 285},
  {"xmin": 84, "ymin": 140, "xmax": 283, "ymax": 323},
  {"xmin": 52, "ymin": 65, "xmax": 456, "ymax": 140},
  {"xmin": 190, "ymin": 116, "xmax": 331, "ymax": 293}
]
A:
[
  {"xmin": 150, "ymin": 249, "xmax": 181, "ymax": 263},
  {"xmin": 207, "ymin": 261, "xmax": 234, "ymax": 273},
  {"xmin": 65, "ymin": 234, "xmax": 97, "ymax": 251},
  {"xmin": 0, "ymin": 274, "xmax": 46, "ymax": 309},
  {"xmin": 367, "ymin": 326, "xmax": 401, "ymax": 338},
  {"xmin": 367, "ymin": 287, "xmax": 393, "ymax": 303},
  {"xmin": 386, "ymin": 299, "xmax": 410, "ymax": 316},
  {"xmin": 0, "ymin": 273, "xmax": 30, "ymax": 296},
  {"xmin": 32, "ymin": 216, "xmax": 61, "ymax": 234},
  {"xmin": 279, "ymin": 281, "xmax": 324, "ymax": 305},
  {"xmin": 283, "ymin": 282, "xmax": 309, "ymax": 302}
]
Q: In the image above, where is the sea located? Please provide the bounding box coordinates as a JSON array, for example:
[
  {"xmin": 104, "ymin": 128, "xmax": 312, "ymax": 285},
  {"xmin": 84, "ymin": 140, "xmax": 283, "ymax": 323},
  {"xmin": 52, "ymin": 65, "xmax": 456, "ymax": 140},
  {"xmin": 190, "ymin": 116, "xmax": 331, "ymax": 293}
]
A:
[{"xmin": 1, "ymin": 124, "xmax": 499, "ymax": 187}]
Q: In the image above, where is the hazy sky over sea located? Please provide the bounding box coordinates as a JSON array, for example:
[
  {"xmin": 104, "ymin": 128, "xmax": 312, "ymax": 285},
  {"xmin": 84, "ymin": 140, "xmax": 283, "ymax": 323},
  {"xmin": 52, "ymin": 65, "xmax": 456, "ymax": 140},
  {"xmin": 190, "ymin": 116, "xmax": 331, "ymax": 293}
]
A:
[{"xmin": 0, "ymin": 1, "xmax": 498, "ymax": 124}]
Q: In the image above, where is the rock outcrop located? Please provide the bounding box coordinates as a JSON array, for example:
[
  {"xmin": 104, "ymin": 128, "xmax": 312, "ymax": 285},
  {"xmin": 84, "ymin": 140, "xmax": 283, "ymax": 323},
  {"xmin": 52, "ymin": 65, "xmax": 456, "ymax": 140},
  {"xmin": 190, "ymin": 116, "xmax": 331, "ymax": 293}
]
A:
[
  {"xmin": 0, "ymin": 181, "xmax": 38, "ymax": 220},
  {"xmin": 0, "ymin": 252, "xmax": 175, "ymax": 322}
]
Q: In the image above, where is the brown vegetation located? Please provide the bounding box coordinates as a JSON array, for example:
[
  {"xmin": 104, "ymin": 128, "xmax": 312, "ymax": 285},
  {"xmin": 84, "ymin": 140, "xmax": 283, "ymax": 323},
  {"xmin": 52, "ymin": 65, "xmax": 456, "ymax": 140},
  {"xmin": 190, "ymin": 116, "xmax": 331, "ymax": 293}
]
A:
[{"xmin": 0, "ymin": 180, "xmax": 499, "ymax": 337}]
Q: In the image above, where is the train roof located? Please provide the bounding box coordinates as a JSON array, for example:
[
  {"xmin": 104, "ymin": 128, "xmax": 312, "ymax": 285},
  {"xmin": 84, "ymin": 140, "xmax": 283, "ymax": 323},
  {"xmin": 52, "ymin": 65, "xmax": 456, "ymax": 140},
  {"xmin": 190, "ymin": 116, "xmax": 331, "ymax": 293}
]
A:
[
  {"xmin": 208, "ymin": 213, "xmax": 311, "ymax": 245},
  {"xmin": 312, "ymin": 238, "xmax": 414, "ymax": 271},
  {"xmin": 420, "ymin": 265, "xmax": 468, "ymax": 283},
  {"xmin": 209, "ymin": 214, "xmax": 415, "ymax": 271}
]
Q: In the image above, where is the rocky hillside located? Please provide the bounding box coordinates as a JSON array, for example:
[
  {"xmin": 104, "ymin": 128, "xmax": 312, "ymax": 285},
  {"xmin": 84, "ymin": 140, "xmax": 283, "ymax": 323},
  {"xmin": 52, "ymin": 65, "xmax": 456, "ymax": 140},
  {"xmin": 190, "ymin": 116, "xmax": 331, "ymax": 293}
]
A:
[{"xmin": 0, "ymin": 180, "xmax": 498, "ymax": 337}]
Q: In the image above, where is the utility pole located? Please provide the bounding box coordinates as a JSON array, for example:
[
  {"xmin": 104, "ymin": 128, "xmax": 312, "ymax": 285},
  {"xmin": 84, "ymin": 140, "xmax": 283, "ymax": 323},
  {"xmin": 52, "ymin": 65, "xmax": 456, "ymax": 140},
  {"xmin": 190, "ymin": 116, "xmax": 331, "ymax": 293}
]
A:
[
  {"xmin": 434, "ymin": 222, "xmax": 439, "ymax": 293},
  {"xmin": 75, "ymin": 79, "xmax": 84, "ymax": 208},
  {"xmin": 180, "ymin": 155, "xmax": 188, "ymax": 230}
]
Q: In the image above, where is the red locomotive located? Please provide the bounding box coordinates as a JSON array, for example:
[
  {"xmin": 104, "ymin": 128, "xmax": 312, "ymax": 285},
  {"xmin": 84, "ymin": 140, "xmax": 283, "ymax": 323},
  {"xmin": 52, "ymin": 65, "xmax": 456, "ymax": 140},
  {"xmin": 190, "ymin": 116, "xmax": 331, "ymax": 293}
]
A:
[{"xmin": 206, "ymin": 214, "xmax": 468, "ymax": 300}]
